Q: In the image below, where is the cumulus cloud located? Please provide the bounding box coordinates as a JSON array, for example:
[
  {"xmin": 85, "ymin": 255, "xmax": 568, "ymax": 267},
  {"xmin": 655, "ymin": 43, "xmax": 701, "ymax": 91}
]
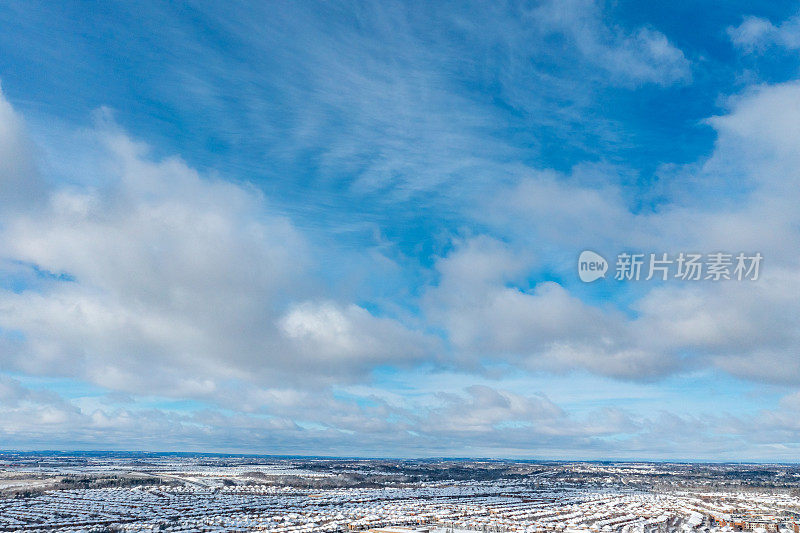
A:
[
  {"xmin": 425, "ymin": 81, "xmax": 800, "ymax": 385},
  {"xmin": 279, "ymin": 301, "xmax": 436, "ymax": 371},
  {"xmin": 0, "ymin": 95, "xmax": 434, "ymax": 400},
  {"xmin": 423, "ymin": 236, "xmax": 681, "ymax": 380}
]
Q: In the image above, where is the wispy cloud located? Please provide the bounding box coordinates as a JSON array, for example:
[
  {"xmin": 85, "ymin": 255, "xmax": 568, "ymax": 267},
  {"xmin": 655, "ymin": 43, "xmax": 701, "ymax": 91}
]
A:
[{"xmin": 729, "ymin": 13, "xmax": 800, "ymax": 53}]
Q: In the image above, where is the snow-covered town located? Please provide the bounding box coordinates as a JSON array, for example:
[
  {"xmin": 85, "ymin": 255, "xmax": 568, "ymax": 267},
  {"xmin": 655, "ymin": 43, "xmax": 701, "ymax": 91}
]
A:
[{"xmin": 1, "ymin": 454, "xmax": 799, "ymax": 533}]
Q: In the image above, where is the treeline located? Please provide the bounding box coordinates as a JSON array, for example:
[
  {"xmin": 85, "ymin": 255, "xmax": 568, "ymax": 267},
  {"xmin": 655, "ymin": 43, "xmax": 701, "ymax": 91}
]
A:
[{"xmin": 58, "ymin": 475, "xmax": 166, "ymax": 489}]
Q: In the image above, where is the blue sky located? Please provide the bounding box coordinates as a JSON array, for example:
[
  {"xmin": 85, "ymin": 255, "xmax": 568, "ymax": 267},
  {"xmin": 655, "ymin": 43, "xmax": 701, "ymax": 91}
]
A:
[{"xmin": 1, "ymin": 0, "xmax": 800, "ymax": 459}]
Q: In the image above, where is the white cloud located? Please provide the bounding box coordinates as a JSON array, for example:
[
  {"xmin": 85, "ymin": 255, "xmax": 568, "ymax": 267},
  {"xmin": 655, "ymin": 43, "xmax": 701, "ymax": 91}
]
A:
[
  {"xmin": 426, "ymin": 81, "xmax": 800, "ymax": 384},
  {"xmin": 478, "ymin": 169, "xmax": 634, "ymax": 249},
  {"xmin": 423, "ymin": 237, "xmax": 680, "ymax": 380},
  {"xmin": 279, "ymin": 300, "xmax": 437, "ymax": 371},
  {"xmin": 161, "ymin": 0, "xmax": 690, "ymax": 208},
  {"xmin": 0, "ymin": 84, "xmax": 43, "ymax": 210},
  {"xmin": 422, "ymin": 385, "xmax": 565, "ymax": 434},
  {"xmin": 0, "ymin": 96, "xmax": 434, "ymax": 399},
  {"xmin": 529, "ymin": 0, "xmax": 691, "ymax": 86},
  {"xmin": 729, "ymin": 14, "xmax": 800, "ymax": 52}
]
